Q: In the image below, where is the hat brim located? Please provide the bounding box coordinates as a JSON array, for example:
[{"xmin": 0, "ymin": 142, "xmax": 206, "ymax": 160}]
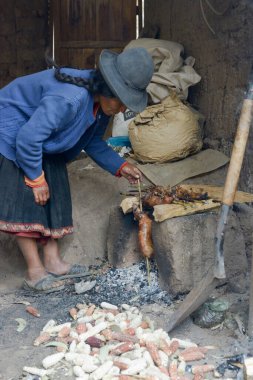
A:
[{"xmin": 99, "ymin": 50, "xmax": 148, "ymax": 113}]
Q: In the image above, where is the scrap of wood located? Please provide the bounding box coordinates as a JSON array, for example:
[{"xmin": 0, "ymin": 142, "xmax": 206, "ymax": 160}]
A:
[
  {"xmin": 180, "ymin": 184, "xmax": 253, "ymax": 203},
  {"xmin": 120, "ymin": 196, "xmax": 138, "ymax": 214},
  {"xmin": 244, "ymin": 357, "xmax": 253, "ymax": 380},
  {"xmin": 120, "ymin": 184, "xmax": 253, "ymax": 218},
  {"xmin": 153, "ymin": 199, "xmax": 220, "ymax": 222}
]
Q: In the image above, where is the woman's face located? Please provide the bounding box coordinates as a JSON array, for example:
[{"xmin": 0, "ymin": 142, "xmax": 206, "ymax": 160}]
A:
[{"xmin": 99, "ymin": 95, "xmax": 127, "ymax": 116}]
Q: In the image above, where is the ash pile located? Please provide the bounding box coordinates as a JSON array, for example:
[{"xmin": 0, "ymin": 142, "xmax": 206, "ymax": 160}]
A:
[{"xmin": 65, "ymin": 260, "xmax": 173, "ymax": 307}]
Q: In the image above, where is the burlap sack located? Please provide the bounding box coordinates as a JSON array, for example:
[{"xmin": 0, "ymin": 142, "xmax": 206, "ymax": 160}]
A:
[
  {"xmin": 128, "ymin": 93, "xmax": 203, "ymax": 163},
  {"xmin": 125, "ymin": 38, "xmax": 201, "ymax": 101}
]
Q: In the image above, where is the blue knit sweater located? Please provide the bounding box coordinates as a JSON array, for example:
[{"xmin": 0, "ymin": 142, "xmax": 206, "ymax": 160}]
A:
[{"xmin": 0, "ymin": 68, "xmax": 125, "ymax": 179}]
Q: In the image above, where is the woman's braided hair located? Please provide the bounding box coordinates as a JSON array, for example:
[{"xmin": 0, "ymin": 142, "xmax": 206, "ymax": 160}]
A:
[
  {"xmin": 55, "ymin": 68, "xmax": 115, "ymax": 98},
  {"xmin": 45, "ymin": 52, "xmax": 115, "ymax": 98}
]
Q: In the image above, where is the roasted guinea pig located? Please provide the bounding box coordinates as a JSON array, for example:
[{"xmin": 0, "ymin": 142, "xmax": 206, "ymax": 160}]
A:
[
  {"xmin": 142, "ymin": 185, "xmax": 208, "ymax": 207},
  {"xmin": 173, "ymin": 186, "xmax": 208, "ymax": 201},
  {"xmin": 133, "ymin": 205, "xmax": 154, "ymax": 259},
  {"xmin": 142, "ymin": 186, "xmax": 174, "ymax": 207}
]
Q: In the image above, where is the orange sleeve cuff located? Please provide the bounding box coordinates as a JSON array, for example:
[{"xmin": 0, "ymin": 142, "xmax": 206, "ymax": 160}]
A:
[
  {"xmin": 24, "ymin": 171, "xmax": 46, "ymax": 188},
  {"xmin": 115, "ymin": 162, "xmax": 128, "ymax": 177}
]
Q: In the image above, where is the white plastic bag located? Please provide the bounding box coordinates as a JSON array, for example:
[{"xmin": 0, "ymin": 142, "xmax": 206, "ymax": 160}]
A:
[{"xmin": 112, "ymin": 109, "xmax": 136, "ymax": 137}]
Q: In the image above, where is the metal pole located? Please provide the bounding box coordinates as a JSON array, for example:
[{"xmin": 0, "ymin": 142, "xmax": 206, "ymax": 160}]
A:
[{"xmin": 248, "ymin": 233, "xmax": 253, "ymax": 337}]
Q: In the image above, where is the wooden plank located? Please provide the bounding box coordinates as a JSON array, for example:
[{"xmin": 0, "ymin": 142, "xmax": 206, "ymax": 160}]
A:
[
  {"xmin": 120, "ymin": 196, "xmax": 139, "ymax": 214},
  {"xmin": 48, "ymin": 0, "xmax": 54, "ymax": 58},
  {"xmin": 52, "ymin": 0, "xmax": 61, "ymax": 63},
  {"xmin": 59, "ymin": 0, "xmax": 97, "ymax": 41},
  {"xmin": 120, "ymin": 185, "xmax": 253, "ymax": 218},
  {"xmin": 244, "ymin": 357, "xmax": 253, "ymax": 379},
  {"xmin": 120, "ymin": 197, "xmax": 220, "ymax": 219},
  {"xmin": 58, "ymin": 48, "xmax": 96, "ymax": 68},
  {"xmin": 58, "ymin": 47, "xmax": 122, "ymax": 68},
  {"xmin": 96, "ymin": 0, "xmax": 121, "ymax": 41},
  {"xmin": 153, "ymin": 199, "xmax": 220, "ymax": 222},
  {"xmin": 248, "ymin": 243, "xmax": 253, "ymax": 337},
  {"xmin": 180, "ymin": 184, "xmax": 253, "ymax": 203},
  {"xmin": 59, "ymin": 41, "xmax": 127, "ymax": 48},
  {"xmin": 53, "ymin": 0, "xmax": 136, "ymax": 67},
  {"xmin": 95, "ymin": 0, "xmax": 136, "ymax": 41},
  {"xmin": 121, "ymin": 0, "xmax": 137, "ymax": 40}
]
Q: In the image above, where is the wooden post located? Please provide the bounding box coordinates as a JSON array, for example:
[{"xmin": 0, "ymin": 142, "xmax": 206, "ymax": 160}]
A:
[{"xmin": 248, "ymin": 235, "xmax": 253, "ymax": 337}]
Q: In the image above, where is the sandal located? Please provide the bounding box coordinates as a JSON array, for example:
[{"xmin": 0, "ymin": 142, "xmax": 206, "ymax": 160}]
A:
[
  {"xmin": 48, "ymin": 264, "xmax": 90, "ymax": 280},
  {"xmin": 23, "ymin": 274, "xmax": 65, "ymax": 293}
]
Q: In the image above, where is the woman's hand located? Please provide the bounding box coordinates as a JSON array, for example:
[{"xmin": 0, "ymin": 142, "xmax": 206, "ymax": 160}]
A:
[
  {"xmin": 120, "ymin": 163, "xmax": 143, "ymax": 184},
  {"xmin": 32, "ymin": 182, "xmax": 50, "ymax": 206}
]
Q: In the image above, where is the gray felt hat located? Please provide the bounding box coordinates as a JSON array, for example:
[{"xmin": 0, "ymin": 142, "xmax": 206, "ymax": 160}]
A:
[{"xmin": 99, "ymin": 47, "xmax": 154, "ymax": 113}]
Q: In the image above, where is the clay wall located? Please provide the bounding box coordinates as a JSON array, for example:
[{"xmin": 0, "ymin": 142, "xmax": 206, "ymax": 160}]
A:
[{"xmin": 145, "ymin": 0, "xmax": 253, "ymax": 190}]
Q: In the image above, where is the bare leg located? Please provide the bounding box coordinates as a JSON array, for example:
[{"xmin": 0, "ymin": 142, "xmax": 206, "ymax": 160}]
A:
[
  {"xmin": 42, "ymin": 238, "xmax": 71, "ymax": 275},
  {"xmin": 16, "ymin": 236, "xmax": 47, "ymax": 282}
]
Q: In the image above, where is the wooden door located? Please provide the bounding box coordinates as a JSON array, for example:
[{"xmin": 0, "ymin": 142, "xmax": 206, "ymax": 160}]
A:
[{"xmin": 51, "ymin": 0, "xmax": 138, "ymax": 68}]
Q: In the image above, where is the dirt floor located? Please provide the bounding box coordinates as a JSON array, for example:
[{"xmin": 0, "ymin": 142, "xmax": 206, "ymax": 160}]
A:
[
  {"xmin": 0, "ymin": 158, "xmax": 252, "ymax": 379},
  {"xmin": 0, "ymin": 260, "xmax": 252, "ymax": 380}
]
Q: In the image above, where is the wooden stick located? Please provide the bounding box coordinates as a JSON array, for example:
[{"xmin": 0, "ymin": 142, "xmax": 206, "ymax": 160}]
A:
[
  {"xmin": 137, "ymin": 179, "xmax": 150, "ymax": 285},
  {"xmin": 137, "ymin": 178, "xmax": 142, "ymax": 212},
  {"xmin": 146, "ymin": 257, "xmax": 151, "ymax": 286},
  {"xmin": 248, "ymin": 234, "xmax": 253, "ymax": 336}
]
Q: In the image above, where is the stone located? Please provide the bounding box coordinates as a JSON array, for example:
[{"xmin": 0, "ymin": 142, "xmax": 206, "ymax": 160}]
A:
[
  {"xmin": 227, "ymin": 272, "xmax": 248, "ymax": 294},
  {"xmin": 234, "ymin": 203, "xmax": 253, "ymax": 259},
  {"xmin": 152, "ymin": 210, "xmax": 247, "ymax": 295},
  {"xmin": 107, "ymin": 207, "xmax": 141, "ymax": 267},
  {"xmin": 59, "ymin": 158, "xmax": 130, "ymax": 266}
]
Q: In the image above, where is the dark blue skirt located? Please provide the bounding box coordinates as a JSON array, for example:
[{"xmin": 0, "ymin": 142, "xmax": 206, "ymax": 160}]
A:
[{"xmin": 0, "ymin": 154, "xmax": 73, "ymax": 238}]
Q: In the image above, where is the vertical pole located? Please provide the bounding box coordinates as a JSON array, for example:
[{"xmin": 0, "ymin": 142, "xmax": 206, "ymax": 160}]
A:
[{"xmin": 248, "ymin": 234, "xmax": 253, "ymax": 337}]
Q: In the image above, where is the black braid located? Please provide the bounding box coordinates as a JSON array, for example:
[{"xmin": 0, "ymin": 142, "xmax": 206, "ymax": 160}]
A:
[
  {"xmin": 45, "ymin": 51, "xmax": 115, "ymax": 98},
  {"xmin": 55, "ymin": 67, "xmax": 91, "ymax": 89},
  {"xmin": 54, "ymin": 67, "xmax": 115, "ymax": 98}
]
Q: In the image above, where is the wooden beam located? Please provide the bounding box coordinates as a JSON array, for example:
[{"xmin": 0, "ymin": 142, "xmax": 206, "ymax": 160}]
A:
[{"xmin": 59, "ymin": 41, "xmax": 128, "ymax": 48}]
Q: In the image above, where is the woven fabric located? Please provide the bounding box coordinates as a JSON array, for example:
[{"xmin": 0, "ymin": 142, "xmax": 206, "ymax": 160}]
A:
[{"xmin": 0, "ymin": 154, "xmax": 73, "ymax": 238}]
